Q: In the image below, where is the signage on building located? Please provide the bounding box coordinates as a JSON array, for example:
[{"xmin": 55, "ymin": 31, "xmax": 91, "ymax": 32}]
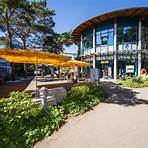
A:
[
  {"xmin": 126, "ymin": 65, "xmax": 134, "ymax": 73},
  {"xmin": 125, "ymin": 44, "xmax": 129, "ymax": 49},
  {"xmin": 101, "ymin": 61, "xmax": 109, "ymax": 64}
]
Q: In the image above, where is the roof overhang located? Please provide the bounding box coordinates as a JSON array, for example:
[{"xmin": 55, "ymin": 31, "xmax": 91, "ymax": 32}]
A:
[{"xmin": 72, "ymin": 7, "xmax": 148, "ymax": 43}]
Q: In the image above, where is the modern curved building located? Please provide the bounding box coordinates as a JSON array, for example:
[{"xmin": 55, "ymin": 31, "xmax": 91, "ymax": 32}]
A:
[{"xmin": 72, "ymin": 7, "xmax": 148, "ymax": 80}]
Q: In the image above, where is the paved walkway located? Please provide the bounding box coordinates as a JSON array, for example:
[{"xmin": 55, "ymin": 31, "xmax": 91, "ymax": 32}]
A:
[{"xmin": 35, "ymin": 82, "xmax": 148, "ymax": 148}]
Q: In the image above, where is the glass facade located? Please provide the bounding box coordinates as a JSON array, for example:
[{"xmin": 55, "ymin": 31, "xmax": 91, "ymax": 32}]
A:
[
  {"xmin": 79, "ymin": 18, "xmax": 144, "ymax": 55},
  {"xmin": 142, "ymin": 21, "xmax": 148, "ymax": 50},
  {"xmin": 74, "ymin": 9, "xmax": 148, "ymax": 79},
  {"xmin": 117, "ymin": 18, "xmax": 138, "ymax": 50},
  {"xmin": 83, "ymin": 35, "xmax": 93, "ymax": 50},
  {"xmin": 96, "ymin": 21, "xmax": 114, "ymax": 52},
  {"xmin": 82, "ymin": 29, "xmax": 93, "ymax": 54},
  {"xmin": 96, "ymin": 28, "xmax": 114, "ymax": 46}
]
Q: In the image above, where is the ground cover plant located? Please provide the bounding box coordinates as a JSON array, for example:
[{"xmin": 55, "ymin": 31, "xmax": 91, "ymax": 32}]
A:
[
  {"xmin": 0, "ymin": 92, "xmax": 65, "ymax": 148},
  {"xmin": 119, "ymin": 76, "xmax": 148, "ymax": 88},
  {"xmin": 0, "ymin": 83, "xmax": 105, "ymax": 147},
  {"xmin": 61, "ymin": 83, "xmax": 105, "ymax": 116}
]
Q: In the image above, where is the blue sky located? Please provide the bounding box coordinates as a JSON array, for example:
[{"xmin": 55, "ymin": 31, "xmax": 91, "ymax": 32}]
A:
[{"xmin": 47, "ymin": 0, "xmax": 148, "ymax": 52}]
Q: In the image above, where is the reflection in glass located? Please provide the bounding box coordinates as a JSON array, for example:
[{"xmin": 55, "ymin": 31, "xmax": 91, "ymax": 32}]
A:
[
  {"xmin": 96, "ymin": 28, "xmax": 114, "ymax": 47},
  {"xmin": 117, "ymin": 25, "xmax": 137, "ymax": 50},
  {"xmin": 142, "ymin": 26, "xmax": 148, "ymax": 50},
  {"xmin": 83, "ymin": 35, "xmax": 93, "ymax": 50}
]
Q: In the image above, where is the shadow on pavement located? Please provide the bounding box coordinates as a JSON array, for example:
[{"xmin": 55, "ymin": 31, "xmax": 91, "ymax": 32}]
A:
[{"xmin": 102, "ymin": 82, "xmax": 148, "ymax": 106}]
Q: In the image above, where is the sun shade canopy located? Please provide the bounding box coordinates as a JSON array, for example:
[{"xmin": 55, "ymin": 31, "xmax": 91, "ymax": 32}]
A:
[
  {"xmin": 59, "ymin": 60, "xmax": 91, "ymax": 67},
  {"xmin": 0, "ymin": 49, "xmax": 69, "ymax": 64}
]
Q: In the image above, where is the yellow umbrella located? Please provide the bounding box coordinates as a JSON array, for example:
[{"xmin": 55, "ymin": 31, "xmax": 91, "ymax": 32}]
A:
[
  {"xmin": 59, "ymin": 60, "xmax": 91, "ymax": 67},
  {"xmin": 0, "ymin": 49, "xmax": 69, "ymax": 64},
  {"xmin": 1, "ymin": 55, "xmax": 63, "ymax": 65},
  {"xmin": 0, "ymin": 49, "xmax": 69, "ymax": 91}
]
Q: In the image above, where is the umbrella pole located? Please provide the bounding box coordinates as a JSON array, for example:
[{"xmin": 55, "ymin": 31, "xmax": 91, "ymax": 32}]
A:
[
  {"xmin": 35, "ymin": 57, "xmax": 38, "ymax": 97},
  {"xmin": 35, "ymin": 64, "xmax": 37, "ymax": 91}
]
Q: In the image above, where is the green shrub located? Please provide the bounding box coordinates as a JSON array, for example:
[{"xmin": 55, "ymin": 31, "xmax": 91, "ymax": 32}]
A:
[
  {"xmin": 61, "ymin": 83, "xmax": 105, "ymax": 116},
  {"xmin": 0, "ymin": 92, "xmax": 65, "ymax": 148},
  {"xmin": 119, "ymin": 77, "xmax": 148, "ymax": 88},
  {"xmin": 0, "ymin": 83, "xmax": 105, "ymax": 147}
]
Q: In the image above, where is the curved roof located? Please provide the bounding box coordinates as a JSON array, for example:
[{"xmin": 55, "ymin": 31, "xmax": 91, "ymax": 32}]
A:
[{"xmin": 72, "ymin": 7, "xmax": 148, "ymax": 43}]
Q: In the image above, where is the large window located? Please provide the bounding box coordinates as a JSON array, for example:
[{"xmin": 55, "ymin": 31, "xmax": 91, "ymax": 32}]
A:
[
  {"xmin": 108, "ymin": 29, "xmax": 114, "ymax": 45},
  {"xmin": 82, "ymin": 29, "xmax": 93, "ymax": 52},
  {"xmin": 83, "ymin": 35, "xmax": 93, "ymax": 50},
  {"xmin": 142, "ymin": 23, "xmax": 148, "ymax": 50},
  {"xmin": 124, "ymin": 26, "xmax": 131, "ymax": 43},
  {"xmin": 96, "ymin": 28, "xmax": 114, "ymax": 46},
  {"xmin": 117, "ymin": 25, "xmax": 137, "ymax": 50},
  {"xmin": 117, "ymin": 27, "xmax": 123, "ymax": 44}
]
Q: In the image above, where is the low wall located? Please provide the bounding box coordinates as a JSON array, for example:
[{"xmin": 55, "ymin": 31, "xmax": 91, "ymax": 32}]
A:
[{"xmin": 38, "ymin": 82, "xmax": 73, "ymax": 91}]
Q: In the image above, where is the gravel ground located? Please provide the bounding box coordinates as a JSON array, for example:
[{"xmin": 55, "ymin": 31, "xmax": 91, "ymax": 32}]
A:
[{"xmin": 35, "ymin": 82, "xmax": 148, "ymax": 148}]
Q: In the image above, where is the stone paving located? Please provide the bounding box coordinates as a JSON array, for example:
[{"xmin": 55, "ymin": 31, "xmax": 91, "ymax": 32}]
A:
[{"xmin": 35, "ymin": 82, "xmax": 148, "ymax": 148}]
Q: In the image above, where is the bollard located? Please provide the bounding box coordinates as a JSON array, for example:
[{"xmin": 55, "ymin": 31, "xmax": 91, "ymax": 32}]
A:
[{"xmin": 39, "ymin": 87, "xmax": 48, "ymax": 110}]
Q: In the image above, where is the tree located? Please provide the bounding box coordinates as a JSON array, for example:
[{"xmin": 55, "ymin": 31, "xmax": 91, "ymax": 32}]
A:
[
  {"xmin": 26, "ymin": 1, "xmax": 73, "ymax": 53},
  {"xmin": 0, "ymin": 0, "xmax": 73, "ymax": 53},
  {"xmin": 10, "ymin": 0, "xmax": 56, "ymax": 77},
  {"xmin": 0, "ymin": 0, "xmax": 30, "ymax": 80},
  {"xmin": 58, "ymin": 32, "xmax": 73, "ymax": 47},
  {"xmin": 0, "ymin": 0, "xmax": 73, "ymax": 80},
  {"xmin": 27, "ymin": 1, "xmax": 56, "ymax": 50},
  {"xmin": 0, "ymin": 36, "xmax": 8, "ymax": 47},
  {"xmin": 0, "ymin": 0, "xmax": 30, "ymax": 48},
  {"xmin": 42, "ymin": 31, "xmax": 73, "ymax": 54},
  {"xmin": 12, "ymin": 0, "xmax": 55, "ymax": 50}
]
